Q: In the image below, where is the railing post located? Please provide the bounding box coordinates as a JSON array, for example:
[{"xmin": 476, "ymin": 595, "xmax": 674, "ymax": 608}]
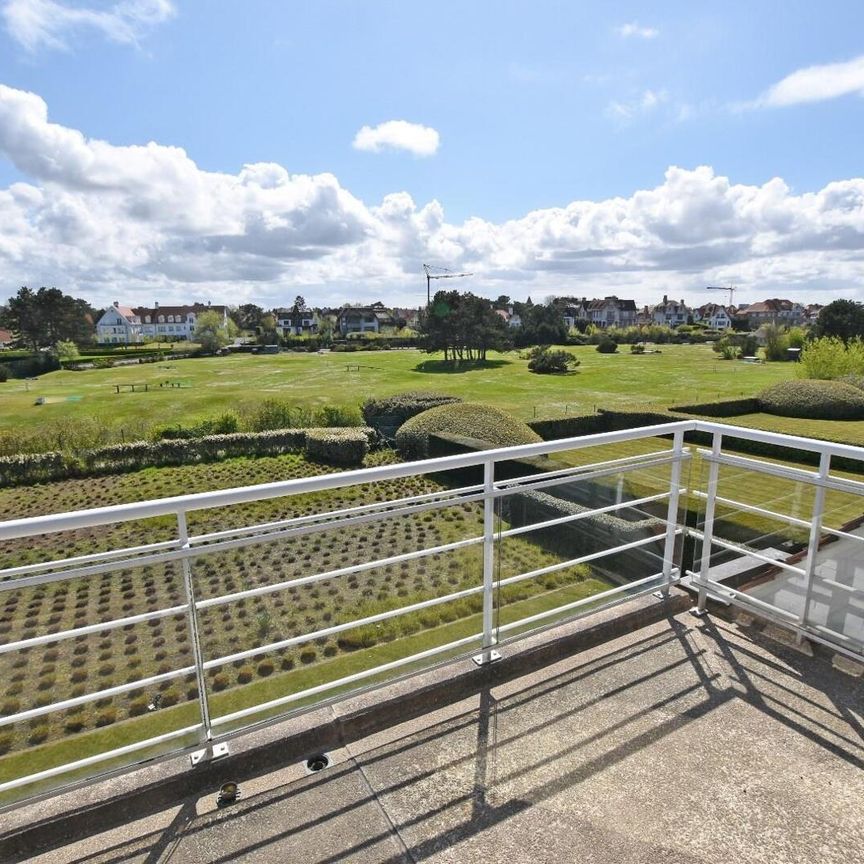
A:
[
  {"xmin": 694, "ymin": 431, "xmax": 722, "ymax": 615},
  {"xmin": 176, "ymin": 511, "xmax": 226, "ymax": 764},
  {"xmin": 474, "ymin": 458, "xmax": 501, "ymax": 666},
  {"xmin": 660, "ymin": 429, "xmax": 685, "ymax": 596},
  {"xmin": 798, "ymin": 452, "xmax": 830, "ymax": 632}
]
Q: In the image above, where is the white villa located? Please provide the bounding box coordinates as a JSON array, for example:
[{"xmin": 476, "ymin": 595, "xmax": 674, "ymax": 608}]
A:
[{"xmin": 96, "ymin": 301, "xmax": 229, "ymax": 344}]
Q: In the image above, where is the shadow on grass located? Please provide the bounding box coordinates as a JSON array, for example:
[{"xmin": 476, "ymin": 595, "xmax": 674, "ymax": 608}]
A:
[{"xmin": 412, "ymin": 359, "xmax": 512, "ymax": 374}]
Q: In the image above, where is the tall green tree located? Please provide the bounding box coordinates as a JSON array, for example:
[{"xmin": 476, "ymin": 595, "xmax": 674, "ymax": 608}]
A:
[
  {"xmin": 195, "ymin": 310, "xmax": 236, "ymax": 352},
  {"xmin": 813, "ymin": 299, "xmax": 864, "ymax": 343},
  {"xmin": 419, "ymin": 291, "xmax": 510, "ymax": 361},
  {"xmin": 230, "ymin": 303, "xmax": 265, "ymax": 332},
  {"xmin": 516, "ymin": 304, "xmax": 568, "ymax": 347},
  {"xmin": 0, "ymin": 286, "xmax": 95, "ymax": 351}
]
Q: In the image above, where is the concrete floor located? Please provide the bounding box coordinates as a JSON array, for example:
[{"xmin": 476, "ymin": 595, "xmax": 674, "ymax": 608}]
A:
[{"xmin": 26, "ymin": 612, "xmax": 864, "ymax": 864}]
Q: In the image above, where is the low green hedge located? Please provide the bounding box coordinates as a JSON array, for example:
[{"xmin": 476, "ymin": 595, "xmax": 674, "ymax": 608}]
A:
[
  {"xmin": 759, "ymin": 380, "xmax": 864, "ymax": 420},
  {"xmin": 304, "ymin": 428, "xmax": 370, "ymax": 467},
  {"xmin": 396, "ymin": 402, "xmax": 541, "ymax": 460},
  {"xmin": 361, "ymin": 392, "xmax": 462, "ymax": 438},
  {"xmin": 670, "ymin": 398, "xmax": 762, "ymax": 417},
  {"xmin": 0, "ymin": 429, "xmax": 307, "ymax": 487}
]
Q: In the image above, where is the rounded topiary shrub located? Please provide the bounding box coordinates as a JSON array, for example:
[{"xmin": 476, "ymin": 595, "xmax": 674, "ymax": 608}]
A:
[
  {"xmin": 395, "ymin": 403, "xmax": 542, "ymax": 460},
  {"xmin": 759, "ymin": 380, "xmax": 864, "ymax": 420}
]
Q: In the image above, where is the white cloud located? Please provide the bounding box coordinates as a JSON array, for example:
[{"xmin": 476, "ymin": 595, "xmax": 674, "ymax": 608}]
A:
[
  {"xmin": 0, "ymin": 84, "xmax": 863, "ymax": 308},
  {"xmin": 752, "ymin": 54, "xmax": 864, "ymax": 108},
  {"xmin": 616, "ymin": 21, "xmax": 659, "ymax": 40},
  {"xmin": 2, "ymin": 0, "xmax": 175, "ymax": 51},
  {"xmin": 352, "ymin": 120, "xmax": 440, "ymax": 157},
  {"xmin": 606, "ymin": 89, "xmax": 668, "ymax": 121}
]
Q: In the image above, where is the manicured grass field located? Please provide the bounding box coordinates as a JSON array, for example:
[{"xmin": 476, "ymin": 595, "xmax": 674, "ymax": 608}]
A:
[{"xmin": 0, "ymin": 344, "xmax": 794, "ymax": 434}]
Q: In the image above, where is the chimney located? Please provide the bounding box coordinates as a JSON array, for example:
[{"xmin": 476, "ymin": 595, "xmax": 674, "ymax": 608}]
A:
[
  {"xmin": 663, "ymin": 295, "xmax": 668, "ymax": 305},
  {"xmin": 113, "ymin": 301, "xmax": 119, "ymax": 307},
  {"xmin": 154, "ymin": 301, "xmax": 159, "ymax": 309}
]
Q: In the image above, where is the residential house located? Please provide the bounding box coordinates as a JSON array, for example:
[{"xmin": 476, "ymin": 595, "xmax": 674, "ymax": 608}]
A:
[
  {"xmin": 391, "ymin": 307, "xmax": 422, "ymax": 329},
  {"xmin": 651, "ymin": 296, "xmax": 691, "ymax": 327},
  {"xmin": 95, "ymin": 301, "xmax": 228, "ymax": 344},
  {"xmin": 804, "ymin": 304, "xmax": 823, "ymax": 324},
  {"xmin": 694, "ymin": 303, "xmax": 734, "ymax": 330},
  {"xmin": 0, "ymin": 328, "xmax": 15, "ymax": 348},
  {"xmin": 95, "ymin": 303, "xmax": 143, "ymax": 344},
  {"xmin": 336, "ymin": 303, "xmax": 396, "ymax": 335},
  {"xmin": 275, "ymin": 304, "xmax": 318, "ymax": 337},
  {"xmin": 493, "ymin": 306, "xmax": 523, "ymax": 329},
  {"xmin": 743, "ymin": 299, "xmax": 806, "ymax": 328},
  {"xmin": 586, "ymin": 297, "xmax": 638, "ymax": 328},
  {"xmin": 554, "ymin": 298, "xmax": 590, "ymax": 329}
]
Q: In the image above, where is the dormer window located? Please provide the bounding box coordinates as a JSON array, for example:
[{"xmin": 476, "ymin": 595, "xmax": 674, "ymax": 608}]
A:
[
  {"xmin": 158, "ymin": 315, "xmax": 165, "ymax": 323},
  {"xmin": 144, "ymin": 315, "xmax": 150, "ymax": 323}
]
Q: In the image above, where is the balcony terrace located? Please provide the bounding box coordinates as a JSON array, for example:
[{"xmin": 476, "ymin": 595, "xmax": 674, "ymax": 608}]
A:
[{"xmin": 0, "ymin": 421, "xmax": 862, "ymax": 861}]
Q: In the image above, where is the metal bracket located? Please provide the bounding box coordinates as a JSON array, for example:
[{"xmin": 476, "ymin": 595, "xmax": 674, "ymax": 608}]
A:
[
  {"xmin": 190, "ymin": 741, "xmax": 230, "ymax": 766},
  {"xmin": 472, "ymin": 649, "xmax": 501, "ymax": 666},
  {"xmin": 689, "ymin": 606, "xmax": 709, "ymax": 618},
  {"xmin": 652, "ymin": 590, "xmax": 668, "ymax": 600}
]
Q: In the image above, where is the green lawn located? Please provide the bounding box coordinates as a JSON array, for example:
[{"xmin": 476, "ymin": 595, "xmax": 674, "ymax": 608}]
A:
[{"xmin": 0, "ymin": 344, "xmax": 794, "ymax": 434}]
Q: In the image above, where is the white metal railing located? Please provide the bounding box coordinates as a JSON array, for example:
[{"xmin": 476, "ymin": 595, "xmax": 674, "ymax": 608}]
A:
[{"xmin": 0, "ymin": 419, "xmax": 862, "ymax": 808}]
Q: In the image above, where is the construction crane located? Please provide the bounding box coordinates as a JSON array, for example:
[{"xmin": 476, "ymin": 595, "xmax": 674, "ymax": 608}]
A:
[
  {"xmin": 423, "ymin": 264, "xmax": 473, "ymax": 307},
  {"xmin": 706, "ymin": 285, "xmax": 737, "ymax": 307}
]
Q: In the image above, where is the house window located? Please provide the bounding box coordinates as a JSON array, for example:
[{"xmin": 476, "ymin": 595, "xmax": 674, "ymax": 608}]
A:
[{"xmin": 158, "ymin": 315, "xmax": 165, "ymax": 323}]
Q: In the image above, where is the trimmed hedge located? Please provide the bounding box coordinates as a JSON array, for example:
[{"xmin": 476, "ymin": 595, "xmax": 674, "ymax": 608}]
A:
[
  {"xmin": 304, "ymin": 428, "xmax": 370, "ymax": 467},
  {"xmin": 759, "ymin": 380, "xmax": 864, "ymax": 420},
  {"xmin": 670, "ymin": 398, "xmax": 761, "ymax": 417},
  {"xmin": 0, "ymin": 429, "xmax": 307, "ymax": 487},
  {"xmin": 396, "ymin": 402, "xmax": 541, "ymax": 460},
  {"xmin": 361, "ymin": 392, "xmax": 462, "ymax": 438}
]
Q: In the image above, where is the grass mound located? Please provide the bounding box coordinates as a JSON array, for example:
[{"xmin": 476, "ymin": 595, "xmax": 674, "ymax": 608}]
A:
[
  {"xmin": 759, "ymin": 379, "xmax": 864, "ymax": 420},
  {"xmin": 396, "ymin": 402, "xmax": 542, "ymax": 459}
]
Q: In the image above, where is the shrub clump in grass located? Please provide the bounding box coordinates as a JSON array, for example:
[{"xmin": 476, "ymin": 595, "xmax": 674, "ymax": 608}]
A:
[
  {"xmin": 759, "ymin": 380, "xmax": 864, "ymax": 420},
  {"xmin": 396, "ymin": 402, "xmax": 542, "ymax": 460},
  {"xmin": 0, "ymin": 732, "xmax": 14, "ymax": 754}
]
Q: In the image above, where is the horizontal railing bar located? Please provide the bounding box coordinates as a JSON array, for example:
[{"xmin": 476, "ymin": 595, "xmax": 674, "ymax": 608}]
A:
[
  {"xmin": 195, "ymin": 534, "xmax": 484, "ymax": 611},
  {"xmin": 697, "ymin": 420, "xmax": 864, "ymax": 460},
  {"xmin": 0, "ymin": 492, "xmax": 491, "ymax": 593},
  {"xmin": 203, "ymin": 584, "xmax": 485, "ymax": 670},
  {"xmin": 498, "ymin": 490, "xmax": 675, "ymax": 539},
  {"xmin": 690, "ymin": 575, "xmax": 801, "ymax": 620},
  {"xmin": 0, "ymin": 539, "xmax": 181, "ymax": 581},
  {"xmin": 0, "ymin": 724, "xmax": 202, "ymax": 794},
  {"xmin": 190, "ymin": 483, "xmax": 485, "ymax": 544},
  {"xmin": 0, "ymin": 665, "xmax": 196, "ymax": 729},
  {"xmin": 187, "ymin": 490, "xmax": 489, "ymax": 553},
  {"xmin": 818, "ymin": 579, "xmax": 860, "ymax": 594},
  {"xmin": 495, "ymin": 531, "xmax": 676, "ymax": 589},
  {"xmin": 0, "ymin": 421, "xmax": 697, "ymax": 541},
  {"xmin": 693, "ymin": 491, "xmax": 864, "ymax": 544},
  {"xmin": 492, "ymin": 454, "xmax": 685, "ymax": 499},
  {"xmin": 699, "ymin": 449, "xmax": 864, "ymax": 498},
  {"xmin": 0, "ymin": 603, "xmax": 189, "ymax": 655},
  {"xmin": 498, "ymin": 571, "xmax": 668, "ymax": 634},
  {"xmin": 493, "ymin": 448, "xmax": 678, "ymax": 490},
  {"xmin": 689, "ymin": 529, "xmax": 807, "ymax": 576},
  {"xmin": 210, "ymin": 631, "xmax": 483, "ymax": 729},
  {"xmin": 697, "ymin": 449, "xmax": 819, "ymax": 483}
]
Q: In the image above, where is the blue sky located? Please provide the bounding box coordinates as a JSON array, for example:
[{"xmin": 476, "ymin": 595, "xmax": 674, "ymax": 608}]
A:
[{"xmin": 0, "ymin": 1, "xmax": 863, "ymax": 308}]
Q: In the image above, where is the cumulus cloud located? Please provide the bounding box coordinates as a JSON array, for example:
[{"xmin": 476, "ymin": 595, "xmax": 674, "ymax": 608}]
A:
[
  {"xmin": 0, "ymin": 84, "xmax": 863, "ymax": 307},
  {"xmin": 616, "ymin": 21, "xmax": 659, "ymax": 39},
  {"xmin": 751, "ymin": 54, "xmax": 864, "ymax": 108},
  {"xmin": 353, "ymin": 120, "xmax": 440, "ymax": 157},
  {"xmin": 2, "ymin": 0, "xmax": 175, "ymax": 51}
]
